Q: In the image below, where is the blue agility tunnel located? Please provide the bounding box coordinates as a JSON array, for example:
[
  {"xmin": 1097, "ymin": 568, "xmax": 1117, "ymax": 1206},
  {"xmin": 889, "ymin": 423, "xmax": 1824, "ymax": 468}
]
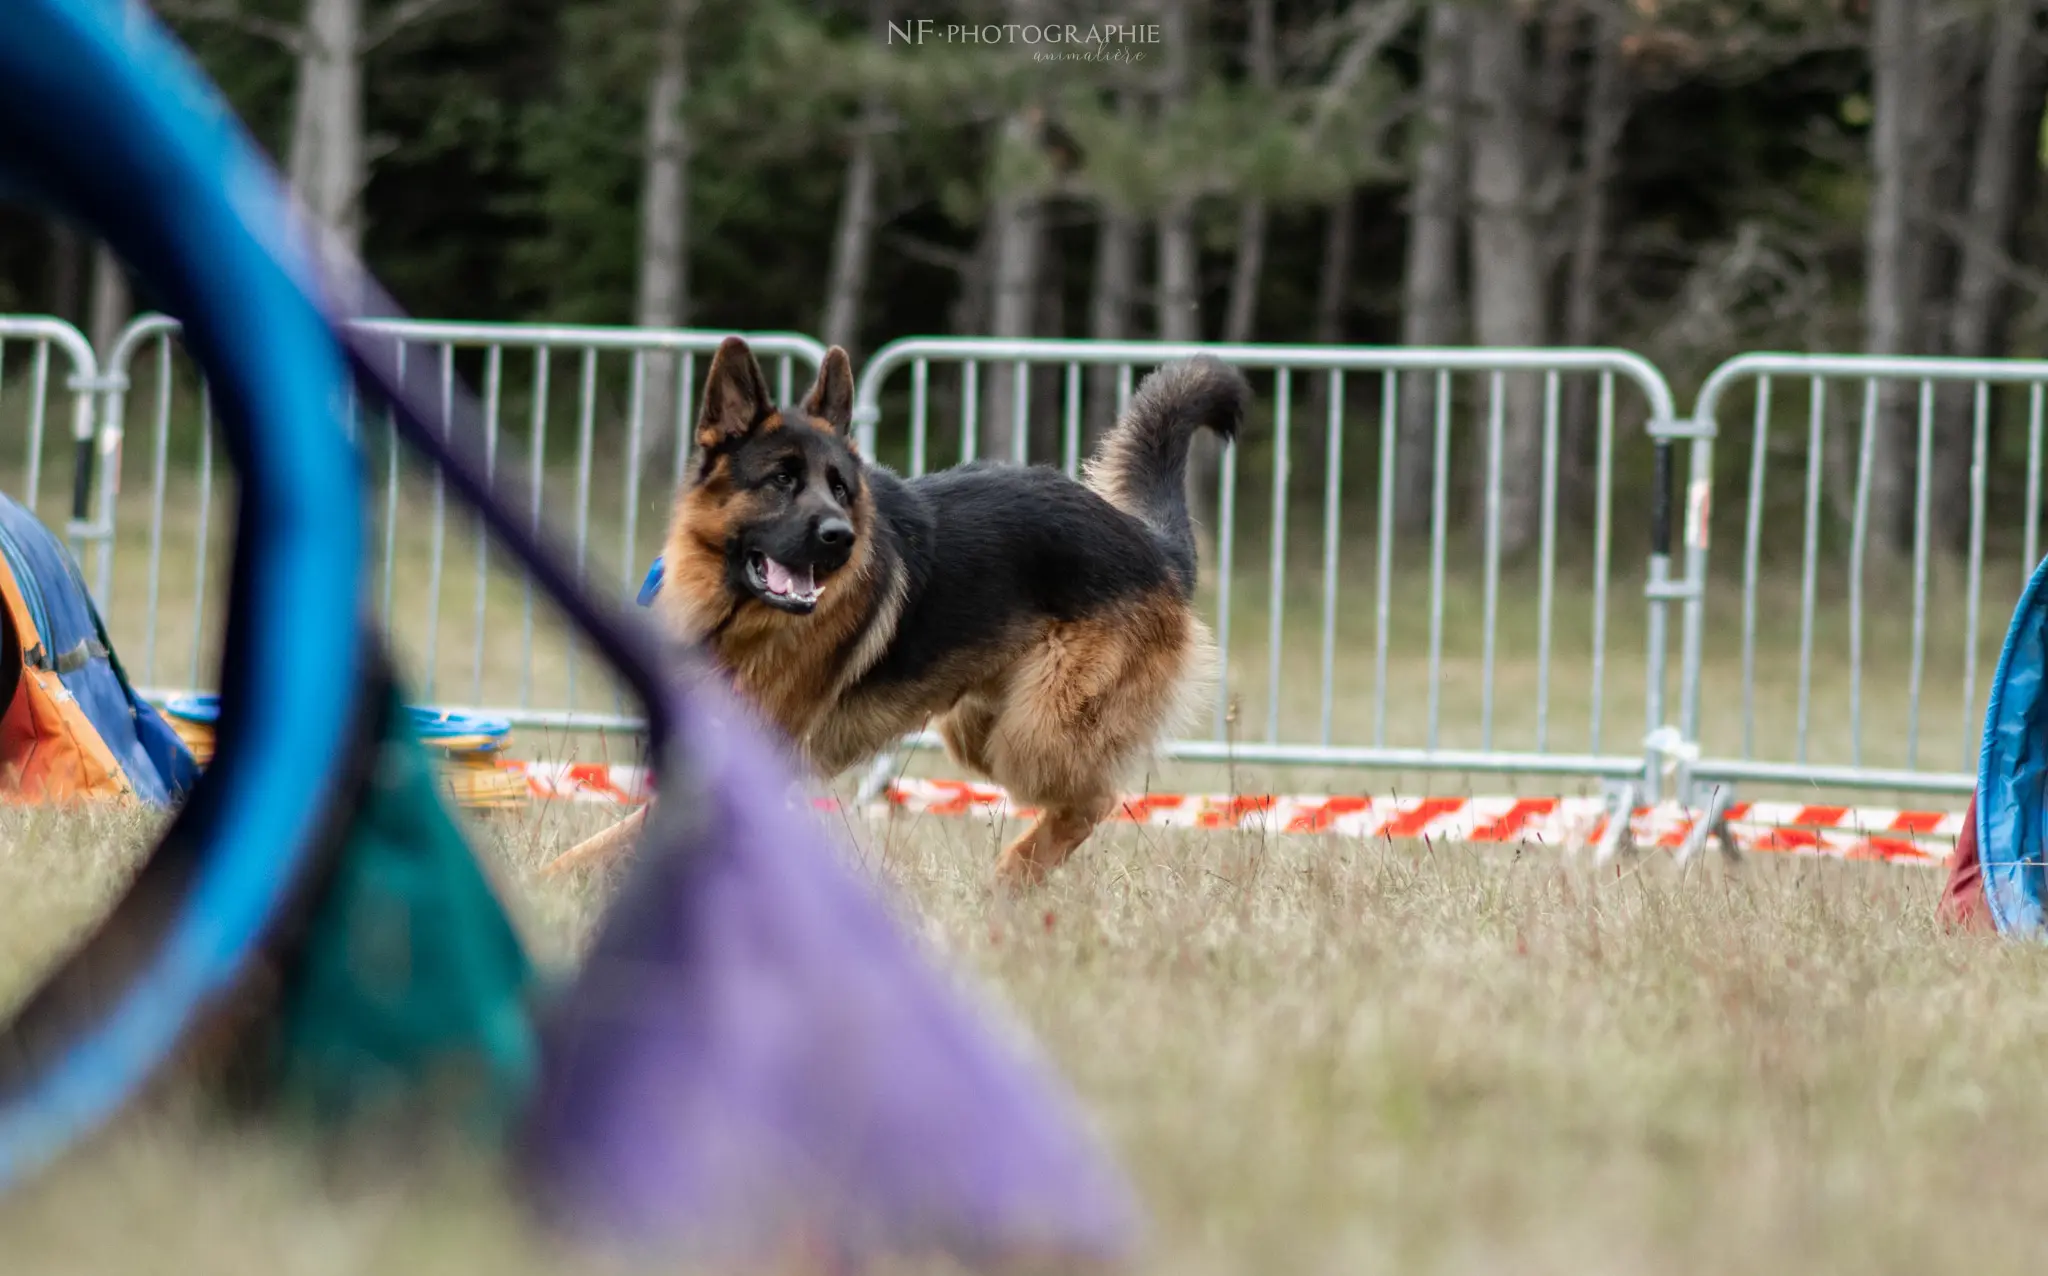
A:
[
  {"xmin": 0, "ymin": 0, "xmax": 375, "ymax": 1188},
  {"xmin": 1974, "ymin": 553, "xmax": 2048, "ymax": 934}
]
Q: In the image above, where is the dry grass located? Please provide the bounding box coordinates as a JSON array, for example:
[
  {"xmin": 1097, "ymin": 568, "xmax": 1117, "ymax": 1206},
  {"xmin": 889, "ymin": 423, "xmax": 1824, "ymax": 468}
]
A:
[{"xmin": 0, "ymin": 796, "xmax": 2041, "ymax": 1275}]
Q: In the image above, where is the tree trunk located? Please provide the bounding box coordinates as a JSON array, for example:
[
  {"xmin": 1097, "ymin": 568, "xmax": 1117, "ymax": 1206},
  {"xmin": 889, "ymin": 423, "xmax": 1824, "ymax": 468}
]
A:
[
  {"xmin": 291, "ymin": 0, "xmax": 366, "ymax": 254},
  {"xmin": 1465, "ymin": 2, "xmax": 1547, "ymax": 557},
  {"xmin": 1156, "ymin": 199, "xmax": 1200, "ymax": 343},
  {"xmin": 1933, "ymin": 0, "xmax": 2045, "ymax": 551},
  {"xmin": 1154, "ymin": 0, "xmax": 1214, "ymax": 515},
  {"xmin": 1559, "ymin": 2, "xmax": 1629, "ymax": 519},
  {"xmin": 1086, "ymin": 200, "xmax": 1138, "ymax": 440},
  {"xmin": 1864, "ymin": 0, "xmax": 1934, "ymax": 556},
  {"xmin": 635, "ymin": 0, "xmax": 692, "ymax": 470},
  {"xmin": 46, "ymin": 221, "xmax": 84, "ymax": 326},
  {"xmin": 1085, "ymin": 86, "xmax": 1141, "ymax": 442},
  {"xmin": 1314, "ymin": 195, "xmax": 1358, "ymax": 349},
  {"xmin": 951, "ymin": 218, "xmax": 996, "ymax": 337},
  {"xmin": 980, "ymin": 105, "xmax": 1045, "ymax": 464},
  {"xmin": 1297, "ymin": 191, "xmax": 1358, "ymax": 487},
  {"xmin": 1397, "ymin": 0, "xmax": 1468, "ymax": 534},
  {"xmin": 1221, "ymin": 0, "xmax": 1276, "ymax": 347},
  {"xmin": 87, "ymin": 247, "xmax": 130, "ymax": 359},
  {"xmin": 821, "ymin": 0, "xmax": 891, "ymax": 355},
  {"xmin": 1222, "ymin": 201, "xmax": 1267, "ymax": 344},
  {"xmin": 1032, "ymin": 239, "xmax": 1069, "ymax": 461},
  {"xmin": 1154, "ymin": 0, "xmax": 1199, "ymax": 345},
  {"xmin": 821, "ymin": 125, "xmax": 880, "ymax": 353}
]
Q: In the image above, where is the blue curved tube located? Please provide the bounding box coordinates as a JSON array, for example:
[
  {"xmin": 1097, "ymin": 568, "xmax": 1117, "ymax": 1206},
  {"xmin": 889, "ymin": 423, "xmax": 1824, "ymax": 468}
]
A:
[{"xmin": 0, "ymin": 0, "xmax": 368, "ymax": 1186}]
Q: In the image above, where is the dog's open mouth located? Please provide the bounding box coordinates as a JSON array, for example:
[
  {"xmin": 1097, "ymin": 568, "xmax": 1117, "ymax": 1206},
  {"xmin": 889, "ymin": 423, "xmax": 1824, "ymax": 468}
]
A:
[{"xmin": 745, "ymin": 550, "xmax": 826, "ymax": 613}]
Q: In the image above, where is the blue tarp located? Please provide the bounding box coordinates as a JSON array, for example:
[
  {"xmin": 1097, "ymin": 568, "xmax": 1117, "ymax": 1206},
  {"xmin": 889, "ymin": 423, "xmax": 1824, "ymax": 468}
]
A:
[
  {"xmin": 1977, "ymin": 553, "xmax": 2048, "ymax": 934},
  {"xmin": 637, "ymin": 556, "xmax": 664, "ymax": 608},
  {"xmin": 0, "ymin": 492, "xmax": 197, "ymax": 805}
]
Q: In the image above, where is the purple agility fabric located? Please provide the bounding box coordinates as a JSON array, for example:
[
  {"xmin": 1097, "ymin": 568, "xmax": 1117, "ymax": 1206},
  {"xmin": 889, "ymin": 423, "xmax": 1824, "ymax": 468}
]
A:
[{"xmin": 519, "ymin": 685, "xmax": 1140, "ymax": 1266}]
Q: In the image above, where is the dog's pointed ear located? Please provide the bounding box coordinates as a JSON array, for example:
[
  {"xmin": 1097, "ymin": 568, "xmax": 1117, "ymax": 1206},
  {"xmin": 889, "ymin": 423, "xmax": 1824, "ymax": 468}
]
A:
[
  {"xmin": 801, "ymin": 347, "xmax": 856, "ymax": 441},
  {"xmin": 695, "ymin": 336, "xmax": 775, "ymax": 453}
]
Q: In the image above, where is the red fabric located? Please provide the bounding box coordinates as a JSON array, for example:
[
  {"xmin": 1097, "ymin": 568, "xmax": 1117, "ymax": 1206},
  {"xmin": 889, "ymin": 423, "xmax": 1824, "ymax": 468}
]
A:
[{"xmin": 1938, "ymin": 792, "xmax": 1996, "ymax": 933}]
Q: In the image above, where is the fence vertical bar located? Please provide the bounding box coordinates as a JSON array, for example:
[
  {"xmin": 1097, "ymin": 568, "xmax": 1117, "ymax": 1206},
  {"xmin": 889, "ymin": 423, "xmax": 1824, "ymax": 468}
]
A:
[
  {"xmin": 1213, "ymin": 426, "xmax": 1238, "ymax": 740},
  {"xmin": 672, "ymin": 352, "xmax": 695, "ymax": 493},
  {"xmin": 1849, "ymin": 380, "xmax": 1877, "ymax": 765},
  {"xmin": 1591, "ymin": 374, "xmax": 1612, "ymax": 753},
  {"xmin": 472, "ymin": 345, "xmax": 502, "ymax": 706},
  {"xmin": 2028, "ymin": 383, "xmax": 2045, "ymax": 578},
  {"xmin": 381, "ymin": 342, "xmax": 404, "ymax": 625},
  {"xmin": 568, "ymin": 346, "xmax": 598, "ymax": 709},
  {"xmin": 1481, "ymin": 372, "xmax": 1503, "ymax": 750},
  {"xmin": 25, "ymin": 343, "xmax": 49, "ymax": 514},
  {"xmin": 422, "ymin": 343, "xmax": 453, "ymax": 699},
  {"xmin": 1739, "ymin": 378, "xmax": 1772, "ymax": 758},
  {"xmin": 1319, "ymin": 370, "xmax": 1344, "ymax": 747},
  {"xmin": 521, "ymin": 348, "xmax": 550, "ymax": 709},
  {"xmin": 143, "ymin": 338, "xmax": 171, "ymax": 684},
  {"xmin": 909, "ymin": 358, "xmax": 929, "ymax": 477},
  {"xmin": 189, "ymin": 384, "xmax": 214, "ymax": 690},
  {"xmin": 619, "ymin": 350, "xmax": 649, "ymax": 715},
  {"xmin": 1795, "ymin": 378, "xmax": 1825, "ymax": 763},
  {"xmin": 1963, "ymin": 380, "xmax": 1988, "ymax": 769},
  {"xmin": 1536, "ymin": 372, "xmax": 1560, "ymax": 752},
  {"xmin": 1062, "ymin": 362, "xmax": 1082, "ymax": 478},
  {"xmin": 1428, "ymin": 371, "xmax": 1450, "ymax": 751},
  {"xmin": 960, "ymin": 361, "xmax": 979, "ymax": 464},
  {"xmin": 1373, "ymin": 370, "xmax": 1395, "ymax": 749},
  {"xmin": 1906, "ymin": 379, "xmax": 1933, "ymax": 768},
  {"xmin": 1265, "ymin": 370, "xmax": 1292, "ymax": 744},
  {"xmin": 1011, "ymin": 359, "xmax": 1029, "ymax": 466}
]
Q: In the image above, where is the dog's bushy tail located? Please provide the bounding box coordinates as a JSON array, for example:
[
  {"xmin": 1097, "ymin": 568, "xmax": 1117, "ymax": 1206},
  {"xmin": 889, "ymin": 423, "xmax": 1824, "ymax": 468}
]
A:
[{"xmin": 1083, "ymin": 356, "xmax": 1249, "ymax": 595}]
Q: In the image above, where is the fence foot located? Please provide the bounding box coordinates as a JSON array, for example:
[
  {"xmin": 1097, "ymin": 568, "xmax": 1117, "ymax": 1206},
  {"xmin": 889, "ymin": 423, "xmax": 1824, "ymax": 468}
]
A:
[
  {"xmin": 1593, "ymin": 781, "xmax": 1639, "ymax": 867},
  {"xmin": 852, "ymin": 748, "xmax": 901, "ymax": 806},
  {"xmin": 1676, "ymin": 784, "xmax": 1738, "ymax": 869}
]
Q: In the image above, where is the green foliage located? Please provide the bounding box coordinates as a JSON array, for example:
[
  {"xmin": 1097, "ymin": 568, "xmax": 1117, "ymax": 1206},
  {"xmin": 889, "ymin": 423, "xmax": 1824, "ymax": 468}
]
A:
[{"xmin": 11, "ymin": 0, "xmax": 2038, "ymax": 382}]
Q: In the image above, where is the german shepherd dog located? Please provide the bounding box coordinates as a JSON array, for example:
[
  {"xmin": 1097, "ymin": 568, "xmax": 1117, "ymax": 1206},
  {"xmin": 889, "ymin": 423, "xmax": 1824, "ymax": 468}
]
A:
[{"xmin": 546, "ymin": 336, "xmax": 1247, "ymax": 887}]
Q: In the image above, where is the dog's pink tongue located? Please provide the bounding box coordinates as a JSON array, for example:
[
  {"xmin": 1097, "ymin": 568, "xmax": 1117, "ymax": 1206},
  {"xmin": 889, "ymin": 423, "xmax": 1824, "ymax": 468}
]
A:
[{"xmin": 764, "ymin": 557, "xmax": 796, "ymax": 596}]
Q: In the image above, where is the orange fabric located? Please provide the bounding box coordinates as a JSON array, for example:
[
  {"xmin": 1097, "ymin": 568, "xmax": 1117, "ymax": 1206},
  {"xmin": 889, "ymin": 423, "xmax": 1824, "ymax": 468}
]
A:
[
  {"xmin": 0, "ymin": 561, "xmax": 133, "ymax": 804},
  {"xmin": 1938, "ymin": 793, "xmax": 1995, "ymax": 934}
]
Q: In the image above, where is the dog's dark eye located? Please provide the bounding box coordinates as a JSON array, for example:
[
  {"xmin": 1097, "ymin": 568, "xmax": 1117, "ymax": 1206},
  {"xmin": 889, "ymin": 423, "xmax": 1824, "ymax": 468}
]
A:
[
  {"xmin": 830, "ymin": 478, "xmax": 849, "ymax": 504},
  {"xmin": 768, "ymin": 469, "xmax": 797, "ymax": 491}
]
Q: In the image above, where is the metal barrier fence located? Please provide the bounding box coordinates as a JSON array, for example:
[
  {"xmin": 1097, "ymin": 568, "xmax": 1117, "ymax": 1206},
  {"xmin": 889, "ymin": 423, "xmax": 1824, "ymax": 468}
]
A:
[
  {"xmin": 13, "ymin": 310, "xmax": 2040, "ymax": 840},
  {"xmin": 95, "ymin": 315, "xmax": 825, "ymax": 728},
  {"xmin": 850, "ymin": 337, "xmax": 1685, "ymax": 824},
  {"xmin": 1677, "ymin": 353, "xmax": 2048, "ymax": 820},
  {"xmin": 0, "ymin": 317, "xmax": 108, "ymax": 593}
]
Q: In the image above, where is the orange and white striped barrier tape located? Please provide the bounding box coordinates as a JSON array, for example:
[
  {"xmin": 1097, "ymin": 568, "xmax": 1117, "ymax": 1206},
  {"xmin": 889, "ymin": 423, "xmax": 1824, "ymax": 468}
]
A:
[{"xmin": 498, "ymin": 763, "xmax": 1965, "ymax": 867}]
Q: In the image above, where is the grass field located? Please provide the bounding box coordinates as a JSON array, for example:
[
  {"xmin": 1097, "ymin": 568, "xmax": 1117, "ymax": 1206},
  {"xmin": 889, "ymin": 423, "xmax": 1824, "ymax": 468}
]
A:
[{"xmin": 0, "ymin": 799, "xmax": 2041, "ymax": 1275}]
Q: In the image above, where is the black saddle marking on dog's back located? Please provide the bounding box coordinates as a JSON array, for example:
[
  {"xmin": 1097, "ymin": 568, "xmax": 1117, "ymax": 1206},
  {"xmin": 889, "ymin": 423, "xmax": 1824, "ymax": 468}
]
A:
[{"xmin": 850, "ymin": 463, "xmax": 1179, "ymax": 693}]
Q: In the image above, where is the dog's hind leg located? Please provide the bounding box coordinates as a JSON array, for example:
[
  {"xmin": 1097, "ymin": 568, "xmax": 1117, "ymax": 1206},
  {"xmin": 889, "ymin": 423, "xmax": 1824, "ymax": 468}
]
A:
[
  {"xmin": 994, "ymin": 791, "xmax": 1118, "ymax": 889},
  {"xmin": 951, "ymin": 691, "xmax": 1114, "ymax": 887},
  {"xmin": 982, "ymin": 595, "xmax": 1198, "ymax": 888}
]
